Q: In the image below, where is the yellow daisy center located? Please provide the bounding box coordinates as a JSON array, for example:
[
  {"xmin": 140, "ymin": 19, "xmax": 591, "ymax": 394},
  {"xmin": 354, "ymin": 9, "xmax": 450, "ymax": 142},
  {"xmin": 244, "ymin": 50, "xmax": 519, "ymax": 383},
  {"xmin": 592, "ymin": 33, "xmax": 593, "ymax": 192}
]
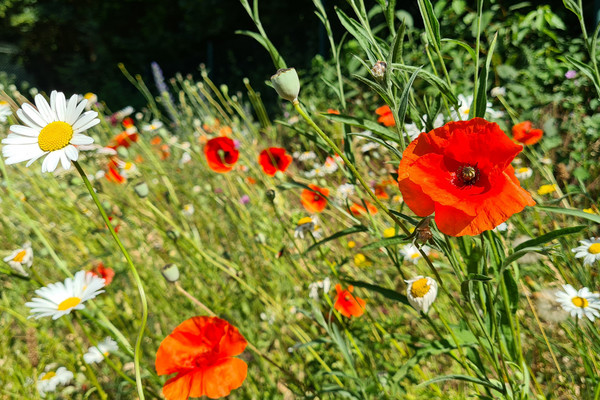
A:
[
  {"xmin": 84, "ymin": 93, "xmax": 95, "ymax": 100},
  {"xmin": 410, "ymin": 253, "xmax": 420, "ymax": 259},
  {"xmin": 41, "ymin": 371, "xmax": 56, "ymax": 381},
  {"xmin": 298, "ymin": 217, "xmax": 312, "ymax": 225},
  {"xmin": 589, "ymin": 243, "xmax": 600, "ymax": 254},
  {"xmin": 572, "ymin": 296, "xmax": 589, "ymax": 308},
  {"xmin": 0, "ymin": 100, "xmax": 7, "ymax": 105},
  {"xmin": 57, "ymin": 296, "xmax": 81, "ymax": 311},
  {"xmin": 518, "ymin": 167, "xmax": 529, "ymax": 173},
  {"xmin": 12, "ymin": 250, "xmax": 26, "ymax": 262},
  {"xmin": 38, "ymin": 121, "xmax": 73, "ymax": 152},
  {"xmin": 410, "ymin": 278, "xmax": 431, "ymax": 298},
  {"xmin": 383, "ymin": 227, "xmax": 395, "ymax": 238},
  {"xmin": 103, "ymin": 351, "xmax": 109, "ymax": 356}
]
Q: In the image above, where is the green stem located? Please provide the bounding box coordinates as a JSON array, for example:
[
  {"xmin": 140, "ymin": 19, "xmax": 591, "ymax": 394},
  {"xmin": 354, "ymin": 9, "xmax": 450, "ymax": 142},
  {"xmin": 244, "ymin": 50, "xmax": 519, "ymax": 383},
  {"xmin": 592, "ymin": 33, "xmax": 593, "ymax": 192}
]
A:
[{"xmin": 73, "ymin": 161, "xmax": 148, "ymax": 400}]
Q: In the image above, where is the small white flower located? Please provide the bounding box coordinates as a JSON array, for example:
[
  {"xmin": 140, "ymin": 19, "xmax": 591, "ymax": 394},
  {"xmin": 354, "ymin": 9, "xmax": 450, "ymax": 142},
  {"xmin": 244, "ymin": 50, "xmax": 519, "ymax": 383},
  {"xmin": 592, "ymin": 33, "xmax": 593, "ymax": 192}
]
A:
[
  {"xmin": 400, "ymin": 244, "xmax": 430, "ymax": 264},
  {"xmin": 423, "ymin": 113, "xmax": 445, "ymax": 129},
  {"xmin": 359, "ymin": 142, "xmax": 379, "ymax": 153},
  {"xmin": 493, "ymin": 222, "xmax": 508, "ymax": 232},
  {"xmin": 82, "ymin": 92, "xmax": 98, "ymax": 109},
  {"xmin": 405, "ymin": 122, "xmax": 422, "ymax": 142},
  {"xmin": 2, "ymin": 91, "xmax": 99, "ymax": 172},
  {"xmin": 179, "ymin": 152, "xmax": 192, "ymax": 166},
  {"xmin": 36, "ymin": 366, "xmax": 73, "ymax": 398},
  {"xmin": 294, "ymin": 216, "xmax": 321, "ymax": 239},
  {"xmin": 294, "ymin": 151, "xmax": 316, "ymax": 162},
  {"xmin": 452, "ymin": 94, "xmax": 502, "ymax": 121},
  {"xmin": 540, "ymin": 157, "xmax": 552, "ymax": 165},
  {"xmin": 3, "ymin": 242, "xmax": 33, "ymax": 276},
  {"xmin": 555, "ymin": 284, "xmax": 600, "ymax": 321},
  {"xmin": 308, "ymin": 277, "xmax": 331, "ymax": 300},
  {"xmin": 405, "ymin": 276, "xmax": 438, "ymax": 313},
  {"xmin": 572, "ymin": 238, "xmax": 600, "ymax": 266},
  {"xmin": 304, "ymin": 166, "xmax": 325, "ymax": 178},
  {"xmin": 83, "ymin": 337, "xmax": 118, "ymax": 364},
  {"xmin": 25, "ymin": 270, "xmax": 106, "ymax": 320},
  {"xmin": 337, "ymin": 183, "xmax": 355, "ymax": 202},
  {"xmin": 142, "ymin": 119, "xmax": 164, "ymax": 132},
  {"xmin": 514, "ymin": 167, "xmax": 533, "ymax": 180},
  {"xmin": 0, "ymin": 100, "xmax": 12, "ymax": 122},
  {"xmin": 322, "ymin": 156, "xmax": 340, "ymax": 174},
  {"xmin": 490, "ymin": 86, "xmax": 506, "ymax": 97},
  {"xmin": 182, "ymin": 204, "xmax": 195, "ymax": 216}
]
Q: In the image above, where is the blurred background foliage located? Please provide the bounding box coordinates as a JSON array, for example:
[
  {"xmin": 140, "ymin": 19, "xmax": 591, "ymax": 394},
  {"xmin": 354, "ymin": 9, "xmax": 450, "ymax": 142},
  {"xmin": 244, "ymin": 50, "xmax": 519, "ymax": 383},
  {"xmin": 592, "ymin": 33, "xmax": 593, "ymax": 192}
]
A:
[{"xmin": 0, "ymin": 0, "xmax": 594, "ymax": 110}]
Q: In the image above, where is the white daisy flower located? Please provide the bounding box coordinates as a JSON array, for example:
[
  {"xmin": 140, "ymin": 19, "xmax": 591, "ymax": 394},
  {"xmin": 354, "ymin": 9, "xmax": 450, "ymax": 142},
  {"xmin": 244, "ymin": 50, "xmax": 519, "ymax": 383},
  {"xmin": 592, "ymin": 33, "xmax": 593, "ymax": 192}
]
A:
[
  {"xmin": 36, "ymin": 366, "xmax": 73, "ymax": 398},
  {"xmin": 294, "ymin": 216, "xmax": 321, "ymax": 239},
  {"xmin": 337, "ymin": 183, "xmax": 355, "ymax": 202},
  {"xmin": 359, "ymin": 142, "xmax": 379, "ymax": 153},
  {"xmin": 405, "ymin": 276, "xmax": 438, "ymax": 313},
  {"xmin": 490, "ymin": 86, "xmax": 506, "ymax": 97},
  {"xmin": 493, "ymin": 222, "xmax": 508, "ymax": 232},
  {"xmin": 142, "ymin": 119, "xmax": 164, "ymax": 132},
  {"xmin": 322, "ymin": 156, "xmax": 340, "ymax": 174},
  {"xmin": 422, "ymin": 113, "xmax": 445, "ymax": 129},
  {"xmin": 4, "ymin": 242, "xmax": 33, "ymax": 276},
  {"xmin": 452, "ymin": 94, "xmax": 502, "ymax": 121},
  {"xmin": 179, "ymin": 152, "xmax": 192, "ymax": 166},
  {"xmin": 83, "ymin": 337, "xmax": 118, "ymax": 364},
  {"xmin": 25, "ymin": 270, "xmax": 106, "ymax": 320},
  {"xmin": 400, "ymin": 244, "xmax": 430, "ymax": 264},
  {"xmin": 514, "ymin": 167, "xmax": 533, "ymax": 180},
  {"xmin": 304, "ymin": 166, "xmax": 325, "ymax": 178},
  {"xmin": 308, "ymin": 277, "xmax": 331, "ymax": 300},
  {"xmin": 294, "ymin": 151, "xmax": 316, "ymax": 162},
  {"xmin": 405, "ymin": 122, "xmax": 422, "ymax": 142},
  {"xmin": 2, "ymin": 91, "xmax": 99, "ymax": 172},
  {"xmin": 572, "ymin": 238, "xmax": 600, "ymax": 266},
  {"xmin": 81, "ymin": 92, "xmax": 98, "ymax": 110},
  {"xmin": 0, "ymin": 100, "xmax": 12, "ymax": 122},
  {"xmin": 182, "ymin": 204, "xmax": 195, "ymax": 216},
  {"xmin": 555, "ymin": 284, "xmax": 600, "ymax": 321}
]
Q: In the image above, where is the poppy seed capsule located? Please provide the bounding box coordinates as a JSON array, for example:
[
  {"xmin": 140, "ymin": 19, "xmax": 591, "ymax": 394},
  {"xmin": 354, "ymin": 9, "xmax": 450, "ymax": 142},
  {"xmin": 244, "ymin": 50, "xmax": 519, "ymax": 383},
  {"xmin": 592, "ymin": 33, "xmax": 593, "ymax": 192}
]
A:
[
  {"xmin": 271, "ymin": 68, "xmax": 300, "ymax": 103},
  {"xmin": 266, "ymin": 189, "xmax": 276, "ymax": 203},
  {"xmin": 134, "ymin": 182, "xmax": 149, "ymax": 198},
  {"xmin": 161, "ymin": 263, "xmax": 179, "ymax": 283}
]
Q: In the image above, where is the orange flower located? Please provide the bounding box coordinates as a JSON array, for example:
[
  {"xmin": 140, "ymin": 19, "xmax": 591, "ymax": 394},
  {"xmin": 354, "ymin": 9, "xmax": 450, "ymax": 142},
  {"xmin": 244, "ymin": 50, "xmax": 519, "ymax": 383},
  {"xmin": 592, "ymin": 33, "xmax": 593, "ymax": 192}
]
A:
[
  {"xmin": 350, "ymin": 201, "xmax": 378, "ymax": 216},
  {"xmin": 246, "ymin": 177, "xmax": 256, "ymax": 185},
  {"xmin": 258, "ymin": 147, "xmax": 293, "ymax": 176},
  {"xmin": 301, "ymin": 184, "xmax": 329, "ymax": 213},
  {"xmin": 397, "ymin": 118, "xmax": 535, "ymax": 236},
  {"xmin": 374, "ymin": 184, "xmax": 389, "ymax": 199},
  {"xmin": 122, "ymin": 117, "xmax": 135, "ymax": 128},
  {"xmin": 90, "ymin": 262, "xmax": 115, "ymax": 286},
  {"xmin": 108, "ymin": 131, "xmax": 138, "ymax": 150},
  {"xmin": 106, "ymin": 167, "xmax": 126, "ymax": 184},
  {"xmin": 512, "ymin": 121, "xmax": 543, "ymax": 145},
  {"xmin": 204, "ymin": 137, "xmax": 239, "ymax": 173},
  {"xmin": 326, "ymin": 108, "xmax": 340, "ymax": 115},
  {"xmin": 155, "ymin": 316, "xmax": 248, "ymax": 400},
  {"xmin": 334, "ymin": 284, "xmax": 366, "ymax": 318},
  {"xmin": 150, "ymin": 136, "xmax": 162, "ymax": 146},
  {"xmin": 375, "ymin": 105, "xmax": 395, "ymax": 127},
  {"xmin": 160, "ymin": 144, "xmax": 171, "ymax": 160}
]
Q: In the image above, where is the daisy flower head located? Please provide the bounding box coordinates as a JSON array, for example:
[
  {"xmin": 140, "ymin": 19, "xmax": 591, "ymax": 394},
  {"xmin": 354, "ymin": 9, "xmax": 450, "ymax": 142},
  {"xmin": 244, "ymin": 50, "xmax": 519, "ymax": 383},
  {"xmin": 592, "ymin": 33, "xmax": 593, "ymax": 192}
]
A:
[
  {"xmin": 83, "ymin": 337, "xmax": 118, "ymax": 364},
  {"xmin": 25, "ymin": 270, "xmax": 106, "ymax": 320},
  {"xmin": 294, "ymin": 216, "xmax": 321, "ymax": 239},
  {"xmin": 572, "ymin": 237, "xmax": 600, "ymax": 266},
  {"xmin": 400, "ymin": 244, "xmax": 430, "ymax": 264},
  {"xmin": 2, "ymin": 91, "xmax": 99, "ymax": 172},
  {"xmin": 406, "ymin": 276, "xmax": 438, "ymax": 313},
  {"xmin": 336, "ymin": 183, "xmax": 355, "ymax": 202},
  {"xmin": 0, "ymin": 100, "xmax": 12, "ymax": 122},
  {"xmin": 4, "ymin": 242, "xmax": 33, "ymax": 276},
  {"xmin": 514, "ymin": 167, "xmax": 533, "ymax": 180},
  {"xmin": 555, "ymin": 284, "xmax": 600, "ymax": 321},
  {"xmin": 37, "ymin": 366, "xmax": 73, "ymax": 398},
  {"xmin": 308, "ymin": 277, "xmax": 331, "ymax": 300}
]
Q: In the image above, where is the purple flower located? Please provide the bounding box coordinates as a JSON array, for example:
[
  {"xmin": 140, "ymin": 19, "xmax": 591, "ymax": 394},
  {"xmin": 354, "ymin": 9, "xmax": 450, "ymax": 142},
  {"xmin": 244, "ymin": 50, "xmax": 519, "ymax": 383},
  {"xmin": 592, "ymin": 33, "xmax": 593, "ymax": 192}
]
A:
[
  {"xmin": 565, "ymin": 70, "xmax": 577, "ymax": 79},
  {"xmin": 239, "ymin": 195, "xmax": 250, "ymax": 205}
]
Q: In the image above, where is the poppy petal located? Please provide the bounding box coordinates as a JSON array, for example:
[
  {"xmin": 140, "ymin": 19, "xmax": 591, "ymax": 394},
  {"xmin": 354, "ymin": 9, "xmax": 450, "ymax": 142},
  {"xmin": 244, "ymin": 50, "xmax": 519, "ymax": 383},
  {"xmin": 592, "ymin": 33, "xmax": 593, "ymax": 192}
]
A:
[
  {"xmin": 162, "ymin": 372, "xmax": 192, "ymax": 400},
  {"xmin": 189, "ymin": 358, "xmax": 248, "ymax": 399}
]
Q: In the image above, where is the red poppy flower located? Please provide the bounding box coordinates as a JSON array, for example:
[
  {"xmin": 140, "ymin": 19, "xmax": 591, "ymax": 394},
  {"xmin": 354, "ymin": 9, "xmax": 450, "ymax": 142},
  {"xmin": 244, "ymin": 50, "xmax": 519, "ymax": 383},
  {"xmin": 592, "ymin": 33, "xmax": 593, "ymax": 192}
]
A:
[
  {"xmin": 258, "ymin": 147, "xmax": 293, "ymax": 176},
  {"xmin": 374, "ymin": 185, "xmax": 389, "ymax": 199},
  {"xmin": 155, "ymin": 316, "xmax": 248, "ymax": 400},
  {"xmin": 122, "ymin": 117, "xmax": 135, "ymax": 128},
  {"xmin": 301, "ymin": 184, "xmax": 329, "ymax": 213},
  {"xmin": 375, "ymin": 105, "xmax": 395, "ymax": 127},
  {"xmin": 106, "ymin": 167, "xmax": 126, "ymax": 184},
  {"xmin": 90, "ymin": 262, "xmax": 115, "ymax": 286},
  {"xmin": 108, "ymin": 131, "xmax": 138, "ymax": 150},
  {"xmin": 512, "ymin": 121, "xmax": 543, "ymax": 145},
  {"xmin": 397, "ymin": 118, "xmax": 535, "ymax": 237},
  {"xmin": 350, "ymin": 201, "xmax": 378, "ymax": 216},
  {"xmin": 334, "ymin": 284, "xmax": 366, "ymax": 318},
  {"xmin": 204, "ymin": 137, "xmax": 239, "ymax": 173}
]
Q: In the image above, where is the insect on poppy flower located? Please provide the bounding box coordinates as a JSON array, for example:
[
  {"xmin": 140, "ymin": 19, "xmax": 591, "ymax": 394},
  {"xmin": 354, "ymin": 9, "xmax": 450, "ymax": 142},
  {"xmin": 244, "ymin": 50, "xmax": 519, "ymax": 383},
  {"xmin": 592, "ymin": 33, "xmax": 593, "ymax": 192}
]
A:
[
  {"xmin": 375, "ymin": 105, "xmax": 395, "ymax": 127},
  {"xmin": 300, "ymin": 184, "xmax": 329, "ymax": 213},
  {"xmin": 204, "ymin": 137, "xmax": 239, "ymax": 173},
  {"xmin": 155, "ymin": 316, "xmax": 248, "ymax": 400},
  {"xmin": 512, "ymin": 121, "xmax": 543, "ymax": 145},
  {"xmin": 334, "ymin": 284, "xmax": 366, "ymax": 318},
  {"xmin": 349, "ymin": 201, "xmax": 378, "ymax": 216},
  {"xmin": 397, "ymin": 118, "xmax": 535, "ymax": 237},
  {"xmin": 258, "ymin": 147, "xmax": 293, "ymax": 176}
]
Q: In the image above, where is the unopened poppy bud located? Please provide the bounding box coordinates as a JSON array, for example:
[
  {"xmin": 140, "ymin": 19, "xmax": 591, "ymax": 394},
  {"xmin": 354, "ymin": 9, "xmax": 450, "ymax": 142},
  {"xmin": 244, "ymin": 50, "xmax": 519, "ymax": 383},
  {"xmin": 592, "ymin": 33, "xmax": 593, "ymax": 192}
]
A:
[
  {"xmin": 266, "ymin": 189, "xmax": 276, "ymax": 203},
  {"xmin": 161, "ymin": 263, "xmax": 179, "ymax": 283},
  {"xmin": 134, "ymin": 182, "xmax": 149, "ymax": 198},
  {"xmin": 271, "ymin": 68, "xmax": 300, "ymax": 103},
  {"xmin": 371, "ymin": 61, "xmax": 387, "ymax": 81}
]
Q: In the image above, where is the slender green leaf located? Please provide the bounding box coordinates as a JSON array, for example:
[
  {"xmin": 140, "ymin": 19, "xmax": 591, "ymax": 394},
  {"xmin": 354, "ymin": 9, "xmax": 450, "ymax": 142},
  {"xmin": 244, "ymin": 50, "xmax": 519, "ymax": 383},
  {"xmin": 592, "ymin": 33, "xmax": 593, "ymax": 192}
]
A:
[
  {"xmin": 391, "ymin": 63, "xmax": 458, "ymax": 105},
  {"xmin": 417, "ymin": 0, "xmax": 441, "ymax": 47},
  {"xmin": 345, "ymin": 279, "xmax": 410, "ymax": 305},
  {"xmin": 514, "ymin": 225, "xmax": 587, "ymax": 252},
  {"xmin": 360, "ymin": 235, "xmax": 410, "ymax": 250},
  {"xmin": 472, "ymin": 32, "xmax": 497, "ymax": 119},
  {"xmin": 418, "ymin": 374, "xmax": 505, "ymax": 392},
  {"xmin": 304, "ymin": 226, "xmax": 369, "ymax": 254},
  {"xmin": 536, "ymin": 206, "xmax": 600, "ymax": 224}
]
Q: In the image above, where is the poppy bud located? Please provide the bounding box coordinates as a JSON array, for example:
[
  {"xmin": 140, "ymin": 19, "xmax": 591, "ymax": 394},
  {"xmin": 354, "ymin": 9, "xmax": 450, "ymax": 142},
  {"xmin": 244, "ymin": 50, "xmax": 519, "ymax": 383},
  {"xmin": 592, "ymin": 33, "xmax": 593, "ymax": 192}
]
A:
[
  {"xmin": 270, "ymin": 68, "xmax": 300, "ymax": 103},
  {"xmin": 371, "ymin": 61, "xmax": 387, "ymax": 81},
  {"xmin": 265, "ymin": 189, "xmax": 276, "ymax": 203},
  {"xmin": 161, "ymin": 263, "xmax": 179, "ymax": 283},
  {"xmin": 134, "ymin": 182, "xmax": 149, "ymax": 198}
]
